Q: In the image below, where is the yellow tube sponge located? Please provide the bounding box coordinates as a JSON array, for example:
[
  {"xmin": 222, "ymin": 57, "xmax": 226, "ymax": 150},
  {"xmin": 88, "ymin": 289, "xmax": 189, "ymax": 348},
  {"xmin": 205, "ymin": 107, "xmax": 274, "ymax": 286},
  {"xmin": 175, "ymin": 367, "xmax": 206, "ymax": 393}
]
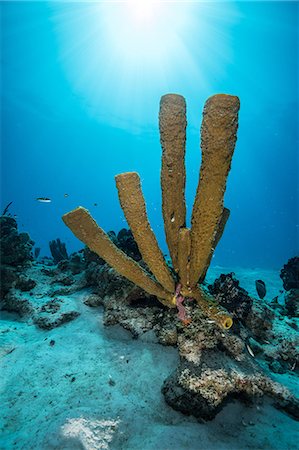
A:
[
  {"xmin": 115, "ymin": 172, "xmax": 175, "ymax": 294},
  {"xmin": 199, "ymin": 207, "xmax": 230, "ymax": 283},
  {"xmin": 159, "ymin": 94, "xmax": 187, "ymax": 272},
  {"xmin": 189, "ymin": 94, "xmax": 240, "ymax": 286},
  {"xmin": 177, "ymin": 227, "xmax": 191, "ymax": 288},
  {"xmin": 62, "ymin": 93, "xmax": 239, "ymax": 330},
  {"xmin": 62, "ymin": 207, "xmax": 175, "ymax": 307}
]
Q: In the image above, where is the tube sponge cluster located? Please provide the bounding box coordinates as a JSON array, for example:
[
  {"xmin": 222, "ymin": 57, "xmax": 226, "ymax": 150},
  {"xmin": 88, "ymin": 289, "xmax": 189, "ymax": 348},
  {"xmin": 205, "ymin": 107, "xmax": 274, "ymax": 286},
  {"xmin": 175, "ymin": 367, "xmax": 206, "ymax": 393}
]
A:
[{"xmin": 63, "ymin": 93, "xmax": 240, "ymax": 330}]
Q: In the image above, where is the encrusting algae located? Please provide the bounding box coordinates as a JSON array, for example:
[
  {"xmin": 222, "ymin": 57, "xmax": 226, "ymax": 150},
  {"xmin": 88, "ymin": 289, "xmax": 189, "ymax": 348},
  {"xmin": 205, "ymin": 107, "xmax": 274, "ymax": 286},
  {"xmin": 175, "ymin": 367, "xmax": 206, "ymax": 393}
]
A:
[{"xmin": 63, "ymin": 93, "xmax": 240, "ymax": 330}]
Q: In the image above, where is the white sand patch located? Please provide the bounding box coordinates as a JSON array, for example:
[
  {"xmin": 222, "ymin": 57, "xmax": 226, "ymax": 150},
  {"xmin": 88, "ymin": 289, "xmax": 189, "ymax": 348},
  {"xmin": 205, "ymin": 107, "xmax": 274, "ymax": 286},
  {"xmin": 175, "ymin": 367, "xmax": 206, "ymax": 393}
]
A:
[{"xmin": 61, "ymin": 417, "xmax": 120, "ymax": 449}]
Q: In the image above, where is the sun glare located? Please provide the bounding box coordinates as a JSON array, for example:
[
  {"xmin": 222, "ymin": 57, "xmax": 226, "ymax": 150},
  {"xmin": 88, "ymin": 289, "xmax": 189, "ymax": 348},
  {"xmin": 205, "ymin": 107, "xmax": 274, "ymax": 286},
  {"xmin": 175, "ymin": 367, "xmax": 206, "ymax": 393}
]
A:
[
  {"xmin": 127, "ymin": 0, "xmax": 156, "ymax": 23},
  {"xmin": 50, "ymin": 1, "xmax": 240, "ymax": 128},
  {"xmin": 104, "ymin": 1, "xmax": 188, "ymax": 65}
]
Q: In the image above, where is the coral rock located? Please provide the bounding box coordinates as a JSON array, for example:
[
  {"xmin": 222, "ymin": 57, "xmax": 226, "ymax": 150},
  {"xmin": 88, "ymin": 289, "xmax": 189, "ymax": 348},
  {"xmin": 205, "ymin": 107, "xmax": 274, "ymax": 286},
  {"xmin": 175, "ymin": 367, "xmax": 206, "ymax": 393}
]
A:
[
  {"xmin": 280, "ymin": 257, "xmax": 299, "ymax": 291},
  {"xmin": 208, "ymin": 273, "xmax": 253, "ymax": 321},
  {"xmin": 285, "ymin": 289, "xmax": 299, "ymax": 317},
  {"xmin": 0, "ymin": 216, "xmax": 34, "ymax": 266}
]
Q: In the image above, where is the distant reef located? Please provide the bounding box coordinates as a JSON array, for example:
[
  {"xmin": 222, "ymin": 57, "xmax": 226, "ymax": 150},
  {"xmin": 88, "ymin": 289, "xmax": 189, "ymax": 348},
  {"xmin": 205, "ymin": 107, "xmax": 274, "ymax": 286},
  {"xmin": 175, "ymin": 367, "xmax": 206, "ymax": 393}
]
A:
[{"xmin": 0, "ymin": 214, "xmax": 298, "ymax": 421}]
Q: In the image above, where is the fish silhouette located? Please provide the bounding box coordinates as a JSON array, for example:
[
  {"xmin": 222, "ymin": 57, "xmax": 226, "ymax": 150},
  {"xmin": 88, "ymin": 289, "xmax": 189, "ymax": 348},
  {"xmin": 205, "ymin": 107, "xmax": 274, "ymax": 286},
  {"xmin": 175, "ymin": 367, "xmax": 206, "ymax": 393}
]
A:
[{"xmin": 255, "ymin": 279, "xmax": 266, "ymax": 299}]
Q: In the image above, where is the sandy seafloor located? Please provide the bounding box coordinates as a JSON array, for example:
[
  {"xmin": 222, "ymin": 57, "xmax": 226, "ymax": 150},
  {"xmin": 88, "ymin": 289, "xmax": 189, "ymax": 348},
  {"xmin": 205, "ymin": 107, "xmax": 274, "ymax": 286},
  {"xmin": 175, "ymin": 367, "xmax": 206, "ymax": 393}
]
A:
[{"xmin": 1, "ymin": 266, "xmax": 298, "ymax": 450}]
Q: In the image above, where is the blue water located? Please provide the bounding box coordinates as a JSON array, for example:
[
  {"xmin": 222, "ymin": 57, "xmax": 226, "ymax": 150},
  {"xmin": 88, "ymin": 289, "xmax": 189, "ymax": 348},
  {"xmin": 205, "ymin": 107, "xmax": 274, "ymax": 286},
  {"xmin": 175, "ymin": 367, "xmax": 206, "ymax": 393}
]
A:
[{"xmin": 1, "ymin": 1, "xmax": 298, "ymax": 269}]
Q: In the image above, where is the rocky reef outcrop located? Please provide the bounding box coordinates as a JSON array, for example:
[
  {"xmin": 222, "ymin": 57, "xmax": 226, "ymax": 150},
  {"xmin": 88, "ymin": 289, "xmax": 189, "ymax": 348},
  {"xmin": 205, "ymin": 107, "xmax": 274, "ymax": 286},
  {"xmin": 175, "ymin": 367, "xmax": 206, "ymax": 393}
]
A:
[
  {"xmin": 0, "ymin": 216, "xmax": 34, "ymax": 266},
  {"xmin": 280, "ymin": 257, "xmax": 299, "ymax": 291},
  {"xmin": 83, "ymin": 262, "xmax": 298, "ymax": 422},
  {"xmin": 0, "ymin": 216, "xmax": 34, "ymax": 300},
  {"xmin": 280, "ymin": 257, "xmax": 299, "ymax": 318},
  {"xmin": 208, "ymin": 272, "xmax": 253, "ymax": 322},
  {"xmin": 1, "ymin": 217, "xmax": 298, "ymax": 422},
  {"xmin": 49, "ymin": 238, "xmax": 69, "ymax": 264}
]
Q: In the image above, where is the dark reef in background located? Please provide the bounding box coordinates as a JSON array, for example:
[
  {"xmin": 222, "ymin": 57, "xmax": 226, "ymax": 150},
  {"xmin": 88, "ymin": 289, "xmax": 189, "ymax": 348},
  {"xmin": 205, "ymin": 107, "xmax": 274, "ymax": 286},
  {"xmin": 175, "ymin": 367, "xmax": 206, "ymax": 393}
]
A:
[
  {"xmin": 49, "ymin": 238, "xmax": 69, "ymax": 264},
  {"xmin": 115, "ymin": 228, "xmax": 142, "ymax": 261},
  {"xmin": 280, "ymin": 257, "xmax": 299, "ymax": 318},
  {"xmin": 34, "ymin": 247, "xmax": 41, "ymax": 260},
  {"xmin": 0, "ymin": 216, "xmax": 34, "ymax": 299},
  {"xmin": 280, "ymin": 257, "xmax": 299, "ymax": 291},
  {"xmin": 208, "ymin": 272, "xmax": 253, "ymax": 322},
  {"xmin": 0, "ymin": 216, "xmax": 34, "ymax": 266}
]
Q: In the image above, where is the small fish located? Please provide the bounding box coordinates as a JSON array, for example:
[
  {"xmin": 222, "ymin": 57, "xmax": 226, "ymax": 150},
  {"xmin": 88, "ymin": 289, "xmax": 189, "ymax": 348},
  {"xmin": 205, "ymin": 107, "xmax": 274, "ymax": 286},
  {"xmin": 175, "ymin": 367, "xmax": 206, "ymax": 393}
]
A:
[
  {"xmin": 64, "ymin": 193, "xmax": 69, "ymax": 198},
  {"xmin": 94, "ymin": 203, "xmax": 98, "ymax": 206},
  {"xmin": 246, "ymin": 343, "xmax": 255, "ymax": 358},
  {"xmin": 255, "ymin": 279, "xmax": 266, "ymax": 299},
  {"xmin": 36, "ymin": 197, "xmax": 51, "ymax": 203}
]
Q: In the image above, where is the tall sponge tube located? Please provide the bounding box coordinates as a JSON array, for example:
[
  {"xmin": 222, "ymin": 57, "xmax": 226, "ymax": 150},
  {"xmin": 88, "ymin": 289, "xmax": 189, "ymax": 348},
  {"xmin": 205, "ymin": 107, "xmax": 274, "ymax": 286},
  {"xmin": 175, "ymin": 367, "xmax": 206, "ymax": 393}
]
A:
[
  {"xmin": 159, "ymin": 94, "xmax": 187, "ymax": 272},
  {"xmin": 62, "ymin": 207, "xmax": 175, "ymax": 307},
  {"xmin": 189, "ymin": 94, "xmax": 240, "ymax": 286},
  {"xmin": 115, "ymin": 172, "xmax": 175, "ymax": 294}
]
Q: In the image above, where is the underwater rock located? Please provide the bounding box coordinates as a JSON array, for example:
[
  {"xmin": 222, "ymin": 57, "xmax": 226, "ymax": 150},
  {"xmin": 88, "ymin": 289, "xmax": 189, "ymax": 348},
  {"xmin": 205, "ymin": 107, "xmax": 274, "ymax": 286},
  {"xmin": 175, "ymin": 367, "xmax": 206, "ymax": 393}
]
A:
[
  {"xmin": 57, "ymin": 251, "xmax": 87, "ymax": 275},
  {"xmin": 162, "ymin": 351, "xmax": 298, "ymax": 421},
  {"xmin": 83, "ymin": 293, "xmax": 103, "ymax": 307},
  {"xmin": 284, "ymin": 289, "xmax": 299, "ymax": 318},
  {"xmin": 49, "ymin": 238, "xmax": 69, "ymax": 264},
  {"xmin": 1, "ymin": 292, "xmax": 34, "ymax": 316},
  {"xmin": 41, "ymin": 267, "xmax": 57, "ymax": 277},
  {"xmin": 86, "ymin": 263, "xmax": 135, "ymax": 298},
  {"xmin": 53, "ymin": 275, "xmax": 75, "ymax": 286},
  {"xmin": 15, "ymin": 275, "xmax": 37, "ymax": 292},
  {"xmin": 83, "ymin": 246, "xmax": 105, "ymax": 266},
  {"xmin": 280, "ymin": 257, "xmax": 299, "ymax": 291},
  {"xmin": 266, "ymin": 337, "xmax": 299, "ymax": 375},
  {"xmin": 255, "ymin": 279, "xmax": 266, "ymax": 299},
  {"xmin": 157, "ymin": 324, "xmax": 178, "ymax": 346},
  {"xmin": 208, "ymin": 273, "xmax": 253, "ymax": 322},
  {"xmin": 34, "ymin": 310, "xmax": 80, "ymax": 330},
  {"xmin": 116, "ymin": 228, "xmax": 142, "ymax": 262},
  {"xmin": 88, "ymin": 262, "xmax": 299, "ymax": 421},
  {"xmin": 0, "ymin": 265, "xmax": 19, "ymax": 299},
  {"xmin": 0, "ymin": 216, "xmax": 35, "ymax": 305},
  {"xmin": 33, "ymin": 297, "xmax": 80, "ymax": 329},
  {"xmin": 86, "ymin": 262, "xmax": 168, "ymax": 338},
  {"xmin": 0, "ymin": 216, "xmax": 34, "ymax": 266},
  {"xmin": 244, "ymin": 299, "xmax": 274, "ymax": 342}
]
